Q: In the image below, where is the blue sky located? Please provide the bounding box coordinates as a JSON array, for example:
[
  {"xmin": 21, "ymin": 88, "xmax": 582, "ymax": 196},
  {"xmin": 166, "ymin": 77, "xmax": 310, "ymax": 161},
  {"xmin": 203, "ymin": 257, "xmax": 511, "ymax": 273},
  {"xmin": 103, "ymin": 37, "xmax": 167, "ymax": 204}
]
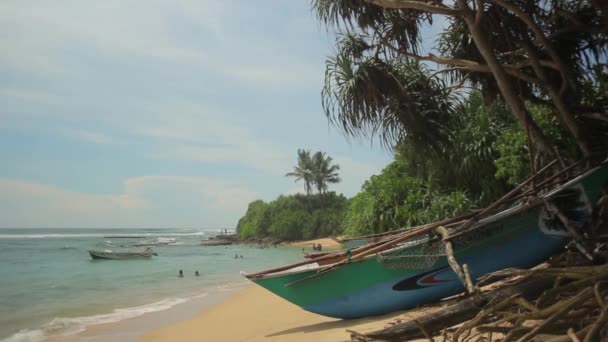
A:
[{"xmin": 0, "ymin": 1, "xmax": 406, "ymax": 228}]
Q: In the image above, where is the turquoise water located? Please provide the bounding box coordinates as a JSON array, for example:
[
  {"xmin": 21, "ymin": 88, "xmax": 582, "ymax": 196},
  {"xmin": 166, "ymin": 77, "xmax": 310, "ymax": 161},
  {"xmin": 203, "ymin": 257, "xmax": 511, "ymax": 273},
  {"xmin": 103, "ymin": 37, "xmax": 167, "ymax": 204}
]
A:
[{"xmin": 0, "ymin": 228, "xmax": 305, "ymax": 341}]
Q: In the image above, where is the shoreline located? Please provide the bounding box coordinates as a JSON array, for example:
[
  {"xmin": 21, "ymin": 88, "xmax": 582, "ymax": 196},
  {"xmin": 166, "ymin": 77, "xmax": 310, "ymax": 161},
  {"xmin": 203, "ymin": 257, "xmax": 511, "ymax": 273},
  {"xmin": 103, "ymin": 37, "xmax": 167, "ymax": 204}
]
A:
[
  {"xmin": 36, "ymin": 237, "xmax": 425, "ymax": 342},
  {"xmin": 142, "ymin": 284, "xmax": 437, "ymax": 342},
  {"xmin": 34, "ymin": 238, "xmax": 344, "ymax": 341},
  {"xmin": 43, "ymin": 282, "xmax": 250, "ymax": 342}
]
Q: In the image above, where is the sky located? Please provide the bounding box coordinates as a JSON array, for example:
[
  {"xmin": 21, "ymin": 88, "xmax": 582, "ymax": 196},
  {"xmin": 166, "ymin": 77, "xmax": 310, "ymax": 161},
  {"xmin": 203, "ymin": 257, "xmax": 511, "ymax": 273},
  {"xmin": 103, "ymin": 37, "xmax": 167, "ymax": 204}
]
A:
[{"xmin": 0, "ymin": 1, "xmax": 404, "ymax": 228}]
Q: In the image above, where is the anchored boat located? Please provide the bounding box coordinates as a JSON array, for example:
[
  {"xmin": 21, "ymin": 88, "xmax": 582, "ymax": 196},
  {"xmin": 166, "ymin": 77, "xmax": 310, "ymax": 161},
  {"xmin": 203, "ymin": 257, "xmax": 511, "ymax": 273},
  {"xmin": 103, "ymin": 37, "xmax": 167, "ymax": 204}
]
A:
[
  {"xmin": 88, "ymin": 247, "xmax": 156, "ymax": 260},
  {"xmin": 244, "ymin": 161, "xmax": 608, "ymax": 319}
]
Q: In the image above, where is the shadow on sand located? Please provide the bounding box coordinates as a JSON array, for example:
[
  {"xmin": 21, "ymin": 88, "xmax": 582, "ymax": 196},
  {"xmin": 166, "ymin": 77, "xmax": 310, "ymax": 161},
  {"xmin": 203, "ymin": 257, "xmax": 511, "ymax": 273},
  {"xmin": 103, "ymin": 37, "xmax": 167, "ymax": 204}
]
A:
[{"xmin": 265, "ymin": 317, "xmax": 380, "ymax": 338}]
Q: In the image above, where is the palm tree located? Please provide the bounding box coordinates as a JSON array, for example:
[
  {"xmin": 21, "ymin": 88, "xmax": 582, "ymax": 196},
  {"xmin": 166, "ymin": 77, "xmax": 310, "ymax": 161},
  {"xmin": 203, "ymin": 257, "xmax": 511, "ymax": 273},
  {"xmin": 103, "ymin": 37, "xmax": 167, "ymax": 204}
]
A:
[
  {"xmin": 311, "ymin": 152, "xmax": 341, "ymax": 194},
  {"xmin": 285, "ymin": 149, "xmax": 314, "ymax": 195}
]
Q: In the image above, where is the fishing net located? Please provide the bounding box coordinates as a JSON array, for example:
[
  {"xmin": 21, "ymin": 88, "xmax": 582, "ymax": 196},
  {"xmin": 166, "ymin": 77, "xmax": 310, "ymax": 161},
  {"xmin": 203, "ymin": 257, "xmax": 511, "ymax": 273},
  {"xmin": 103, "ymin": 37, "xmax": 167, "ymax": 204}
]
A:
[{"xmin": 377, "ymin": 236, "xmax": 446, "ymax": 270}]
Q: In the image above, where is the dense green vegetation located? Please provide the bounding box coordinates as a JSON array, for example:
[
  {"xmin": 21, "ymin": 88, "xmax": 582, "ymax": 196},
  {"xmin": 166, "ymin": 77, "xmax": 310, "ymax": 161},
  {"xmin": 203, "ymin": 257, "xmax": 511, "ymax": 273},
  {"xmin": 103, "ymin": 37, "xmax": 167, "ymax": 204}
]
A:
[
  {"xmin": 237, "ymin": 150, "xmax": 346, "ymax": 241},
  {"xmin": 237, "ymin": 1, "xmax": 607, "ymax": 241},
  {"xmin": 343, "ymin": 153, "xmax": 473, "ymax": 237},
  {"xmin": 236, "ymin": 192, "xmax": 348, "ymax": 241}
]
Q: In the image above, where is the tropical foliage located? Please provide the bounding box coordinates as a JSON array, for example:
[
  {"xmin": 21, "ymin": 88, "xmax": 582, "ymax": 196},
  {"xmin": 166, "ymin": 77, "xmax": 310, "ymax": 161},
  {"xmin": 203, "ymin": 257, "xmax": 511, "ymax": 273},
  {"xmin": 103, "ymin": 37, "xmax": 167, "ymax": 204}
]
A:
[
  {"xmin": 343, "ymin": 153, "xmax": 474, "ymax": 237},
  {"xmin": 236, "ymin": 192, "xmax": 348, "ymax": 241},
  {"xmin": 313, "ymin": 0, "xmax": 607, "ymax": 160}
]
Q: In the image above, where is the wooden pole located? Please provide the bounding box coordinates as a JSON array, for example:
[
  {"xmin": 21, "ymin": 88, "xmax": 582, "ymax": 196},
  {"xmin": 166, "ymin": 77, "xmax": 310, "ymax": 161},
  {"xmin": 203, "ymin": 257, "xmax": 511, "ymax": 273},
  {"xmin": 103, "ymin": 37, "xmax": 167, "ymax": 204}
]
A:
[
  {"xmin": 436, "ymin": 226, "xmax": 472, "ymax": 295},
  {"xmin": 544, "ymin": 201, "xmax": 594, "ymax": 262}
]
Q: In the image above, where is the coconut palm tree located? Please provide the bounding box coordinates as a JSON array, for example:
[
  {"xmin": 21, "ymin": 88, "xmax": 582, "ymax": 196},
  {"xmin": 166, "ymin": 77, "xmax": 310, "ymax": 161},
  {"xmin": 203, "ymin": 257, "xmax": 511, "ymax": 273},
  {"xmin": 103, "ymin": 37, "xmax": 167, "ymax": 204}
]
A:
[
  {"xmin": 311, "ymin": 151, "xmax": 341, "ymax": 194},
  {"xmin": 285, "ymin": 149, "xmax": 314, "ymax": 195}
]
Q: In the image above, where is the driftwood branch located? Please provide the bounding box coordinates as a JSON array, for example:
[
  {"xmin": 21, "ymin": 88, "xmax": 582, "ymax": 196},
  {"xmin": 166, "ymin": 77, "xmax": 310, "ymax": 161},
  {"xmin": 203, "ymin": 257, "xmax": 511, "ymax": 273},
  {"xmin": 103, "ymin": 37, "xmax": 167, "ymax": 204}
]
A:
[
  {"xmin": 352, "ymin": 262, "xmax": 608, "ymax": 342},
  {"xmin": 436, "ymin": 226, "xmax": 472, "ymax": 294},
  {"xmin": 352, "ymin": 276, "xmax": 554, "ymax": 341}
]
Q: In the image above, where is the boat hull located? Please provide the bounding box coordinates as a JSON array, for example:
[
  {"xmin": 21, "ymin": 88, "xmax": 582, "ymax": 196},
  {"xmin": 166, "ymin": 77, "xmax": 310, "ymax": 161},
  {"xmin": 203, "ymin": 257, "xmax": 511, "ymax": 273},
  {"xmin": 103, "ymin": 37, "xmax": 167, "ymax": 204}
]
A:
[
  {"xmin": 338, "ymin": 238, "xmax": 370, "ymax": 249},
  {"xmin": 249, "ymin": 164, "xmax": 608, "ymax": 319},
  {"xmin": 88, "ymin": 250, "xmax": 153, "ymax": 260}
]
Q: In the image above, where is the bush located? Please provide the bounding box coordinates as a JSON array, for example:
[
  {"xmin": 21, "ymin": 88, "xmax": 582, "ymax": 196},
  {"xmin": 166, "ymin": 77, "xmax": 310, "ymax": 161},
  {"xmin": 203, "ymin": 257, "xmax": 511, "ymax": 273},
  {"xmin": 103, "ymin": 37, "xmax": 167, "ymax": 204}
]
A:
[
  {"xmin": 342, "ymin": 158, "xmax": 475, "ymax": 237},
  {"xmin": 236, "ymin": 192, "xmax": 348, "ymax": 241}
]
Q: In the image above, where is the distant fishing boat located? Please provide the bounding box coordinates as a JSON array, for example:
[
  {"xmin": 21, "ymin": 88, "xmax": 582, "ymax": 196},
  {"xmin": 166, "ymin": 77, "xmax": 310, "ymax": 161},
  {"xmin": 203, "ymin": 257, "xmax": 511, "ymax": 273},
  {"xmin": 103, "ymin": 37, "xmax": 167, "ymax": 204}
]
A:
[
  {"xmin": 132, "ymin": 237, "xmax": 176, "ymax": 247},
  {"xmin": 88, "ymin": 247, "xmax": 156, "ymax": 260},
  {"xmin": 244, "ymin": 161, "xmax": 608, "ymax": 319}
]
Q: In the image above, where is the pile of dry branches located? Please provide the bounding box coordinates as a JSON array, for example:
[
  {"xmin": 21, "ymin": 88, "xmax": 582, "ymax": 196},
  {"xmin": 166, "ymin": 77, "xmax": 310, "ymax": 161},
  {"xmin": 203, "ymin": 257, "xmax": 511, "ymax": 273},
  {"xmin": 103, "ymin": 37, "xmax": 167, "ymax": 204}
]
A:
[
  {"xmin": 350, "ymin": 247, "xmax": 608, "ymax": 341},
  {"xmin": 451, "ymin": 259, "xmax": 608, "ymax": 342}
]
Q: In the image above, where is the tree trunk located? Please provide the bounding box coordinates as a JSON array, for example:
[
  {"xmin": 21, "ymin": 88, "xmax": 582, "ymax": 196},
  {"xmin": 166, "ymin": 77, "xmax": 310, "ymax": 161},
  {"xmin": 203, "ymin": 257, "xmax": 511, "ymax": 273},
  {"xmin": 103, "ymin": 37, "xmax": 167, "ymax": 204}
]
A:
[
  {"xmin": 521, "ymin": 41, "xmax": 592, "ymax": 159},
  {"xmin": 456, "ymin": 0, "xmax": 555, "ymax": 158}
]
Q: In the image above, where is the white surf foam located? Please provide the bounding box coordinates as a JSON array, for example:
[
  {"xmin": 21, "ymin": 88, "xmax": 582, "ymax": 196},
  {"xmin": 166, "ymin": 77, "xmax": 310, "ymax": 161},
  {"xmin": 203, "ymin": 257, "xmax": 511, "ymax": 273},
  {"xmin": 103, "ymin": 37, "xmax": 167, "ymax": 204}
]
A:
[
  {"xmin": 46, "ymin": 297, "xmax": 190, "ymax": 336},
  {"xmin": 0, "ymin": 329, "xmax": 44, "ymax": 342},
  {"xmin": 1, "ymin": 296, "xmax": 198, "ymax": 341}
]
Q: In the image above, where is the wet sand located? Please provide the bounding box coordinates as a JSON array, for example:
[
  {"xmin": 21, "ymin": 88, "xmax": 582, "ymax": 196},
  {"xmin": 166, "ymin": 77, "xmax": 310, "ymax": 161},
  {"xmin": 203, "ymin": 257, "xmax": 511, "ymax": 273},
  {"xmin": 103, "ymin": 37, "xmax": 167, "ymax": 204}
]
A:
[{"xmin": 142, "ymin": 284, "xmax": 436, "ymax": 342}]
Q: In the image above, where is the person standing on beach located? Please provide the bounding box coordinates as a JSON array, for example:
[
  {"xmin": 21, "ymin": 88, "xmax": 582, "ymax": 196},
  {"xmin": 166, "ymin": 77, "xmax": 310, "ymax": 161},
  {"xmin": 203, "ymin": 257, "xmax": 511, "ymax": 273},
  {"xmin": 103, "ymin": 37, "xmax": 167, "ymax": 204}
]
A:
[{"xmin": 178, "ymin": 270, "xmax": 184, "ymax": 278}]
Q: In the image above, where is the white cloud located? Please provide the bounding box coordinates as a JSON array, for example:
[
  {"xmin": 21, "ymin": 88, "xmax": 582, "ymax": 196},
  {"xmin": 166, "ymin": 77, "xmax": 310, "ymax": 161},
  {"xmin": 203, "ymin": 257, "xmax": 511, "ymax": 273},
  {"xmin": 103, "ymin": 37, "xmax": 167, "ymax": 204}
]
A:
[
  {"xmin": 0, "ymin": 87, "xmax": 61, "ymax": 106},
  {"xmin": 135, "ymin": 101, "xmax": 293, "ymax": 175},
  {"xmin": 149, "ymin": 142, "xmax": 290, "ymax": 176},
  {"xmin": 0, "ymin": 1, "xmax": 394, "ymax": 229},
  {"xmin": 73, "ymin": 130, "xmax": 120, "ymax": 145},
  {"xmin": 122, "ymin": 175, "xmax": 258, "ymax": 211},
  {"xmin": 0, "ymin": 0, "xmax": 322, "ymax": 89},
  {"xmin": 0, "ymin": 1, "xmax": 214, "ymax": 75},
  {"xmin": 0, "ymin": 176, "xmax": 257, "ymax": 228},
  {"xmin": 226, "ymin": 63, "xmax": 322, "ymax": 89}
]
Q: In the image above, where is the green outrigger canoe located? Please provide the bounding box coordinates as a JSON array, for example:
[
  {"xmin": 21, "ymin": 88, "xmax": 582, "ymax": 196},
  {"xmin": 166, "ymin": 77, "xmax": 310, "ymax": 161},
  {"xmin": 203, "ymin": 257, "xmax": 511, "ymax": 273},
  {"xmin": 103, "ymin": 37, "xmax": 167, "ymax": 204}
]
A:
[{"xmin": 244, "ymin": 161, "xmax": 608, "ymax": 319}]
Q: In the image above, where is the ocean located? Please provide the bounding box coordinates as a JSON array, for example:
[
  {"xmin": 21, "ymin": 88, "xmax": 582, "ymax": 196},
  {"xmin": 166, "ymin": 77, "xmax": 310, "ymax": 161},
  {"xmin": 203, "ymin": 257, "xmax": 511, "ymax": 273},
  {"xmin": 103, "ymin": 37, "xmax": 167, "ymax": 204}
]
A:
[{"xmin": 0, "ymin": 228, "xmax": 305, "ymax": 341}]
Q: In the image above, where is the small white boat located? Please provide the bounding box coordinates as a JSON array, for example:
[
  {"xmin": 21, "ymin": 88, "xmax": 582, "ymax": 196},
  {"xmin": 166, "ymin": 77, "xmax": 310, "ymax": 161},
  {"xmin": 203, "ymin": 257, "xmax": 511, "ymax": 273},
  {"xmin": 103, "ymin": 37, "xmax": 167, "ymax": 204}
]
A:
[{"xmin": 88, "ymin": 247, "xmax": 156, "ymax": 260}]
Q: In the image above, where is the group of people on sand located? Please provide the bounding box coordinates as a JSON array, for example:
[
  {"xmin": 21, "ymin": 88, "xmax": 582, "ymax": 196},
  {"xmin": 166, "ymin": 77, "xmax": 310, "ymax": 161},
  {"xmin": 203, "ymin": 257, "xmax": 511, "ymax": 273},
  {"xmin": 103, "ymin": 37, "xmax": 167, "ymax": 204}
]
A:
[
  {"xmin": 178, "ymin": 269, "xmax": 200, "ymax": 278},
  {"xmin": 312, "ymin": 243, "xmax": 323, "ymax": 251}
]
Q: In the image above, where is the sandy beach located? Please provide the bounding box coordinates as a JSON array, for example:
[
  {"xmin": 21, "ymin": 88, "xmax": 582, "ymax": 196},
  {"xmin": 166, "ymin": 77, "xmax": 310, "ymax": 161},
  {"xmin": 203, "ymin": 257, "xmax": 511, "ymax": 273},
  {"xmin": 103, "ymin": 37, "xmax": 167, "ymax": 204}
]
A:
[
  {"xmin": 45, "ymin": 238, "xmax": 437, "ymax": 341},
  {"xmin": 143, "ymin": 284, "xmax": 435, "ymax": 342},
  {"xmin": 142, "ymin": 238, "xmax": 435, "ymax": 341},
  {"xmin": 288, "ymin": 237, "xmax": 343, "ymax": 249}
]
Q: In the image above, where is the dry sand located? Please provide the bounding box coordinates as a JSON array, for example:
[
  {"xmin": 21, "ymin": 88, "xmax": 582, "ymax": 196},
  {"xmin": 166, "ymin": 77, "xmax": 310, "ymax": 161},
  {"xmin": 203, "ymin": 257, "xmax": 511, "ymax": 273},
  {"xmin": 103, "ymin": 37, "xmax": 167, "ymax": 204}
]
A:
[
  {"xmin": 143, "ymin": 285, "xmax": 435, "ymax": 342},
  {"xmin": 288, "ymin": 237, "xmax": 343, "ymax": 249}
]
